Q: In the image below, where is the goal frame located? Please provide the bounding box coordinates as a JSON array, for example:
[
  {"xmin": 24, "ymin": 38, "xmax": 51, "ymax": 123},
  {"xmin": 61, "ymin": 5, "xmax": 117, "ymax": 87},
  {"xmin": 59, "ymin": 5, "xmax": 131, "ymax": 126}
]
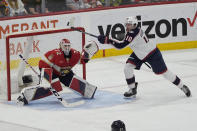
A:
[{"xmin": 5, "ymin": 27, "xmax": 86, "ymax": 101}]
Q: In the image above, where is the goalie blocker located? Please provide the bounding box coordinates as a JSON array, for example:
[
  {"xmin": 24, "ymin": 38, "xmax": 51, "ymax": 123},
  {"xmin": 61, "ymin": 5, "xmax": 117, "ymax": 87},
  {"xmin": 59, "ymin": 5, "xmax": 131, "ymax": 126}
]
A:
[{"xmin": 17, "ymin": 68, "xmax": 97, "ymax": 105}]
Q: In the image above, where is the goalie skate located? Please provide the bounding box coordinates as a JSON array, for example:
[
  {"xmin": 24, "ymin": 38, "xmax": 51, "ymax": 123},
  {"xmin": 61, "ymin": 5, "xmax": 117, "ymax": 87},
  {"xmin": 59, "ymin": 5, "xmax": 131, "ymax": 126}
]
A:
[
  {"xmin": 16, "ymin": 93, "xmax": 28, "ymax": 106},
  {"xmin": 180, "ymin": 85, "xmax": 191, "ymax": 97},
  {"xmin": 124, "ymin": 83, "xmax": 138, "ymax": 98}
]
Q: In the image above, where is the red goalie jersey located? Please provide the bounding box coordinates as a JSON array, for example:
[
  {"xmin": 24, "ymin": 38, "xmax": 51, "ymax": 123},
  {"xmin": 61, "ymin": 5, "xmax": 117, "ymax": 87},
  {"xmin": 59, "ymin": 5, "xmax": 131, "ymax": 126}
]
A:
[{"xmin": 39, "ymin": 48, "xmax": 81, "ymax": 76}]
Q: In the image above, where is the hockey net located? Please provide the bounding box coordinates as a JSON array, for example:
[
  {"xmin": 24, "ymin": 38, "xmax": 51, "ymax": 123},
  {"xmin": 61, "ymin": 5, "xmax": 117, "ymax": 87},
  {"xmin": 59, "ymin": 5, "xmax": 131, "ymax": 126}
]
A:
[{"xmin": 0, "ymin": 27, "xmax": 86, "ymax": 101}]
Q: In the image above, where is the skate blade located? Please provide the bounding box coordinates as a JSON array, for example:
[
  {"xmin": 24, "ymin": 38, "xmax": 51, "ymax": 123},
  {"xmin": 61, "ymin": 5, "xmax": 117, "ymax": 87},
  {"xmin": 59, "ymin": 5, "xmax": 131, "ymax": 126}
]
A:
[
  {"xmin": 124, "ymin": 95, "xmax": 136, "ymax": 99},
  {"xmin": 16, "ymin": 101, "xmax": 25, "ymax": 106}
]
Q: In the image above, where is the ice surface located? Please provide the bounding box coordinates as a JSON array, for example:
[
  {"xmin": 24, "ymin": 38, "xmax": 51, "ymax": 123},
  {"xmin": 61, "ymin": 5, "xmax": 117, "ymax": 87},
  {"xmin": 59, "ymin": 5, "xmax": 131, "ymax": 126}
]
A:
[{"xmin": 0, "ymin": 49, "xmax": 197, "ymax": 131}]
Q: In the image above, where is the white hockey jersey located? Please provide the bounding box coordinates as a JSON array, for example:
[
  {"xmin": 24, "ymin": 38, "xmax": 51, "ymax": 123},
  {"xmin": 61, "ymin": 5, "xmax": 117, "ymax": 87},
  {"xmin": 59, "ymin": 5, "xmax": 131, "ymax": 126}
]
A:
[{"xmin": 110, "ymin": 27, "xmax": 156, "ymax": 60}]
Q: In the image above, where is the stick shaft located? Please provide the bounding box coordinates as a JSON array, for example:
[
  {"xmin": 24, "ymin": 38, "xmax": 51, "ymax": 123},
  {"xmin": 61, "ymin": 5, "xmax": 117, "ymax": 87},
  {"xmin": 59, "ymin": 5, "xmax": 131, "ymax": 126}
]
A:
[
  {"xmin": 71, "ymin": 27, "xmax": 98, "ymax": 38},
  {"xmin": 19, "ymin": 54, "xmax": 39, "ymax": 76}
]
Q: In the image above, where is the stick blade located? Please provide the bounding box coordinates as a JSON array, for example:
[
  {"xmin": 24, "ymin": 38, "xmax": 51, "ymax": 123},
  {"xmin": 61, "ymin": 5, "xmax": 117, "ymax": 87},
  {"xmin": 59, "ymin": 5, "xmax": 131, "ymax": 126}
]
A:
[
  {"xmin": 67, "ymin": 17, "xmax": 76, "ymax": 27},
  {"xmin": 61, "ymin": 99, "xmax": 85, "ymax": 108}
]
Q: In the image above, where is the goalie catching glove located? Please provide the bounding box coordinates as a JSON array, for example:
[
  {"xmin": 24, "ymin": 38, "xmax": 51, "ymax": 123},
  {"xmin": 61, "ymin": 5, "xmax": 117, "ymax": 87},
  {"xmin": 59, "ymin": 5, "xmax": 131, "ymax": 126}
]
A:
[{"xmin": 81, "ymin": 41, "xmax": 99, "ymax": 63}]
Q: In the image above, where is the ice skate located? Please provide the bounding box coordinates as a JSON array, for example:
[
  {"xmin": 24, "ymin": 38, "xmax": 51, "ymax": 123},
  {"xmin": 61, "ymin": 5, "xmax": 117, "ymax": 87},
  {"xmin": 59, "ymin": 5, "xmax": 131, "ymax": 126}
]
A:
[
  {"xmin": 124, "ymin": 82, "xmax": 138, "ymax": 98},
  {"xmin": 180, "ymin": 85, "xmax": 191, "ymax": 97},
  {"xmin": 16, "ymin": 93, "xmax": 28, "ymax": 106}
]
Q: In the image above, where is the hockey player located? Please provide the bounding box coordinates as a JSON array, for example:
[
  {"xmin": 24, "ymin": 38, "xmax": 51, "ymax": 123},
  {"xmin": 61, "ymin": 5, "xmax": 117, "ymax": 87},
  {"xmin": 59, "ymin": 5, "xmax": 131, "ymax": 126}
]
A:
[
  {"xmin": 17, "ymin": 39, "xmax": 98, "ymax": 105},
  {"xmin": 97, "ymin": 16, "xmax": 191, "ymax": 98},
  {"xmin": 111, "ymin": 120, "xmax": 126, "ymax": 131}
]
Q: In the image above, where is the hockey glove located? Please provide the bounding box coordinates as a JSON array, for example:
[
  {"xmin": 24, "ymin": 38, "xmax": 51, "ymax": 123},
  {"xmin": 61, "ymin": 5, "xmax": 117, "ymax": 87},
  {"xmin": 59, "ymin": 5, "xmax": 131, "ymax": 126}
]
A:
[
  {"xmin": 83, "ymin": 59, "xmax": 89, "ymax": 63},
  {"xmin": 81, "ymin": 51, "xmax": 90, "ymax": 64},
  {"xmin": 98, "ymin": 35, "xmax": 109, "ymax": 44}
]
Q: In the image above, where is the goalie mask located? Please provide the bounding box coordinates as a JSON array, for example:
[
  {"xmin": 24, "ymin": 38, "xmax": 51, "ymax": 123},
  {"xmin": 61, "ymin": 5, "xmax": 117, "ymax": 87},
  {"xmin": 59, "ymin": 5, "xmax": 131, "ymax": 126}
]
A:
[
  {"xmin": 60, "ymin": 39, "xmax": 71, "ymax": 56},
  {"xmin": 111, "ymin": 120, "xmax": 126, "ymax": 131},
  {"xmin": 125, "ymin": 16, "xmax": 138, "ymax": 31}
]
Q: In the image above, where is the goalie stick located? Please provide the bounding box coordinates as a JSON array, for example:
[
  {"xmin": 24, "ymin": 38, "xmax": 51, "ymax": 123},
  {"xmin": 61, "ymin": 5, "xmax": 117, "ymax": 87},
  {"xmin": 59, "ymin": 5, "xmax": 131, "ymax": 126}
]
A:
[
  {"xmin": 19, "ymin": 54, "xmax": 39, "ymax": 78},
  {"xmin": 18, "ymin": 54, "xmax": 84, "ymax": 107}
]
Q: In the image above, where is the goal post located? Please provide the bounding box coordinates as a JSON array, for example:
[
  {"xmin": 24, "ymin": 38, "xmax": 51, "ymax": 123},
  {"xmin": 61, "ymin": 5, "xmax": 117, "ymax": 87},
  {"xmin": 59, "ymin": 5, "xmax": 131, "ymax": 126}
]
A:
[{"xmin": 3, "ymin": 27, "xmax": 86, "ymax": 101}]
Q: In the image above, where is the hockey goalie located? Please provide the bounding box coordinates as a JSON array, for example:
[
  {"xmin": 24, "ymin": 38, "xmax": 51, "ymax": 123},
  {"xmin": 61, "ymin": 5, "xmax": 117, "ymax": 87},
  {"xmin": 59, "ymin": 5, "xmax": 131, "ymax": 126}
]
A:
[{"xmin": 17, "ymin": 38, "xmax": 99, "ymax": 105}]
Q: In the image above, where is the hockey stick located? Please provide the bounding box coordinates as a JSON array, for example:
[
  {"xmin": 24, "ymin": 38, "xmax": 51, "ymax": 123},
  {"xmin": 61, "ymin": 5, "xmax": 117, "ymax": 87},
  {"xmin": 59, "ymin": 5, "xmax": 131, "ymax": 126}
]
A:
[
  {"xmin": 70, "ymin": 27, "xmax": 98, "ymax": 38},
  {"xmin": 18, "ymin": 54, "xmax": 84, "ymax": 107},
  {"xmin": 67, "ymin": 17, "xmax": 98, "ymax": 38},
  {"xmin": 47, "ymin": 86, "xmax": 84, "ymax": 107},
  {"xmin": 19, "ymin": 54, "xmax": 39, "ymax": 77},
  {"xmin": 144, "ymin": 62, "xmax": 151, "ymax": 69}
]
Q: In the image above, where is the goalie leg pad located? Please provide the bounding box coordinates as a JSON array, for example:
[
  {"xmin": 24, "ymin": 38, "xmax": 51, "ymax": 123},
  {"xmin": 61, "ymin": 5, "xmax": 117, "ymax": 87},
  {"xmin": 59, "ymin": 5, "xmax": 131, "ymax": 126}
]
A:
[
  {"xmin": 20, "ymin": 85, "xmax": 51, "ymax": 102},
  {"xmin": 32, "ymin": 87, "xmax": 52, "ymax": 100},
  {"xmin": 20, "ymin": 83, "xmax": 63, "ymax": 102},
  {"xmin": 51, "ymin": 78, "xmax": 63, "ymax": 92},
  {"xmin": 32, "ymin": 69, "xmax": 63, "ymax": 100},
  {"xmin": 69, "ymin": 75, "xmax": 97, "ymax": 99},
  {"xmin": 40, "ymin": 67, "xmax": 63, "ymax": 90},
  {"xmin": 19, "ymin": 68, "xmax": 63, "ymax": 102},
  {"xmin": 84, "ymin": 82, "xmax": 97, "ymax": 99},
  {"xmin": 42, "ymin": 68, "xmax": 53, "ymax": 83},
  {"xmin": 20, "ymin": 80, "xmax": 63, "ymax": 102}
]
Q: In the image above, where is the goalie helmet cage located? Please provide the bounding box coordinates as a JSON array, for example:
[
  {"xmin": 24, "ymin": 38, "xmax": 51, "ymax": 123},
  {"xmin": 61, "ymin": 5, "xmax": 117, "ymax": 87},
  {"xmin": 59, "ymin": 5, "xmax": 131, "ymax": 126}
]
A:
[{"xmin": 5, "ymin": 27, "xmax": 86, "ymax": 101}]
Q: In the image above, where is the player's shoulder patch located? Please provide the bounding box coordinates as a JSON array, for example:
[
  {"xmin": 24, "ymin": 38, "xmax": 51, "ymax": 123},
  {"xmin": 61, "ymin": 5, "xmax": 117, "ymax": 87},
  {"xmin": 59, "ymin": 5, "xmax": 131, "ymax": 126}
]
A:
[
  {"xmin": 48, "ymin": 54, "xmax": 54, "ymax": 61},
  {"xmin": 53, "ymin": 48, "xmax": 61, "ymax": 52},
  {"xmin": 53, "ymin": 48, "xmax": 63, "ymax": 56},
  {"xmin": 71, "ymin": 48, "xmax": 80, "ymax": 54}
]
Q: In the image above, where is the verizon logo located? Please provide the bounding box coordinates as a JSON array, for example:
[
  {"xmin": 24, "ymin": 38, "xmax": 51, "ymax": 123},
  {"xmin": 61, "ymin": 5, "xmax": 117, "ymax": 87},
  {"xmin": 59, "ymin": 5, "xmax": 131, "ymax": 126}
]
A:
[
  {"xmin": 98, "ymin": 11, "xmax": 197, "ymax": 40},
  {"xmin": 187, "ymin": 11, "xmax": 197, "ymax": 27}
]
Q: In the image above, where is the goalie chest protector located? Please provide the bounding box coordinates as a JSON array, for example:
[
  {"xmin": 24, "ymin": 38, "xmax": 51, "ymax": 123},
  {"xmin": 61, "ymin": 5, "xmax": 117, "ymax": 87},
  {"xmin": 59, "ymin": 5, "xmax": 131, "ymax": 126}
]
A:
[{"xmin": 39, "ymin": 48, "xmax": 81, "ymax": 75}]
